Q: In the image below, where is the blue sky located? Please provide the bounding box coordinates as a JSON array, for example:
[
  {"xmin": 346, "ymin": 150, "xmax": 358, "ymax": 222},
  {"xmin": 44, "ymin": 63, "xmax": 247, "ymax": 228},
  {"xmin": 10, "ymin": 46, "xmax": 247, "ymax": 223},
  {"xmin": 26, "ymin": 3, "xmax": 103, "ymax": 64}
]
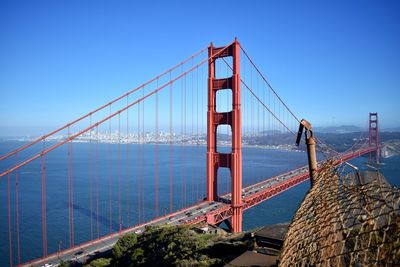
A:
[{"xmin": 0, "ymin": 0, "xmax": 399, "ymax": 136}]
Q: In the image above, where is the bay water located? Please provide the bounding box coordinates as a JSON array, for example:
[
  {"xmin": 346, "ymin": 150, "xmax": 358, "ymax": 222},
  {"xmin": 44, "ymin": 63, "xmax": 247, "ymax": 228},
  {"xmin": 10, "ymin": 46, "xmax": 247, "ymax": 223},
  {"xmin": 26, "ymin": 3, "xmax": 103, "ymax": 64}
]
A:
[{"xmin": 0, "ymin": 141, "xmax": 398, "ymax": 265}]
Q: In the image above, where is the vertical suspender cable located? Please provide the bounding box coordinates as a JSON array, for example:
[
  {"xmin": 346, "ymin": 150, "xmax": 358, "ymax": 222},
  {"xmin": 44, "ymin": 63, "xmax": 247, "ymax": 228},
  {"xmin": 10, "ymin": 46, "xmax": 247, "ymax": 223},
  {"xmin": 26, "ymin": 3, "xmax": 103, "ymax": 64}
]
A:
[
  {"xmin": 89, "ymin": 115, "xmax": 93, "ymax": 240},
  {"xmin": 8, "ymin": 173, "xmax": 13, "ymax": 267},
  {"xmin": 67, "ymin": 126, "xmax": 73, "ymax": 247},
  {"xmin": 244, "ymin": 57, "xmax": 248, "ymax": 186},
  {"xmin": 70, "ymin": 135, "xmax": 74, "ymax": 246},
  {"xmin": 216, "ymin": 59, "xmax": 220, "ymax": 194},
  {"xmin": 257, "ymin": 74, "xmax": 260, "ymax": 183},
  {"xmin": 181, "ymin": 68, "xmax": 185, "ymax": 208},
  {"xmin": 108, "ymin": 106, "xmax": 113, "ymax": 233},
  {"xmin": 96, "ymin": 126, "xmax": 100, "ymax": 238},
  {"xmin": 196, "ymin": 65, "xmax": 199, "ymax": 203},
  {"xmin": 137, "ymin": 101, "xmax": 141, "ymax": 224},
  {"xmin": 15, "ymin": 154, "xmax": 21, "ymax": 264},
  {"xmin": 155, "ymin": 78, "xmax": 159, "ymax": 217},
  {"xmin": 250, "ymin": 64, "xmax": 253, "ymax": 158},
  {"xmin": 224, "ymin": 61, "xmax": 233, "ymax": 193},
  {"xmin": 183, "ymin": 73, "xmax": 186, "ymax": 207},
  {"xmin": 68, "ymin": 130, "xmax": 71, "ymax": 246},
  {"xmin": 191, "ymin": 58, "xmax": 195, "ymax": 203},
  {"xmin": 201, "ymin": 62, "xmax": 204, "ymax": 199},
  {"xmin": 169, "ymin": 72, "xmax": 173, "ymax": 213},
  {"xmin": 68, "ymin": 129, "xmax": 71, "ymax": 247},
  {"xmin": 268, "ymin": 88, "xmax": 271, "ymax": 157},
  {"xmin": 142, "ymin": 85, "xmax": 145, "ymax": 222},
  {"xmin": 41, "ymin": 140, "xmax": 47, "ymax": 256},
  {"xmin": 263, "ymin": 82, "xmax": 266, "ymax": 180},
  {"xmin": 126, "ymin": 96, "xmax": 130, "ymax": 225},
  {"xmin": 118, "ymin": 113, "xmax": 121, "ymax": 231}
]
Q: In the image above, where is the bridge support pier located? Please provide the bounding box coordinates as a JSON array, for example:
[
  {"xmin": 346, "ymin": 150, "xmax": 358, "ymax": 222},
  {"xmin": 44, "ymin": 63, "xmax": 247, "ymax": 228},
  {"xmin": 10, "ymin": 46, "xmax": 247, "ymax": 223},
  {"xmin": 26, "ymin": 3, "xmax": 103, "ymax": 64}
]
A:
[
  {"xmin": 207, "ymin": 39, "xmax": 243, "ymax": 233},
  {"xmin": 217, "ymin": 219, "xmax": 233, "ymax": 232}
]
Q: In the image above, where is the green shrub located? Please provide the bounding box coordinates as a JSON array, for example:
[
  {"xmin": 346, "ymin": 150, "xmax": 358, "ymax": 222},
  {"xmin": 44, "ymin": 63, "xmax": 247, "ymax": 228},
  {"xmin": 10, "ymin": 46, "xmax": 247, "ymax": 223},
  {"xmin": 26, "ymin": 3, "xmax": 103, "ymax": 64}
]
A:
[
  {"xmin": 112, "ymin": 233, "xmax": 137, "ymax": 259},
  {"xmin": 84, "ymin": 257, "xmax": 111, "ymax": 267}
]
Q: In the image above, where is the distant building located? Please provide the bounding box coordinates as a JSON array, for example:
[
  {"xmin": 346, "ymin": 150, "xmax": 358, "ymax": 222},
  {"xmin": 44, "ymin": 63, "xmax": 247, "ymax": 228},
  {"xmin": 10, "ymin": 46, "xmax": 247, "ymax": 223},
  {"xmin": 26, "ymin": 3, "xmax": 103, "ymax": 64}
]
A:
[{"xmin": 194, "ymin": 224, "xmax": 226, "ymax": 235}]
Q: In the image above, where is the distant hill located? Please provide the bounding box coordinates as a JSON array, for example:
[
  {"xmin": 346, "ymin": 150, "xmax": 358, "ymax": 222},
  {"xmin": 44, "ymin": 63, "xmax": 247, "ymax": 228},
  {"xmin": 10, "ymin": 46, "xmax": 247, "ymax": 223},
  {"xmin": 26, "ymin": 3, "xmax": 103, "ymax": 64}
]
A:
[
  {"xmin": 313, "ymin": 125, "xmax": 400, "ymax": 134},
  {"xmin": 313, "ymin": 125, "xmax": 363, "ymax": 134},
  {"xmin": 382, "ymin": 127, "xmax": 400, "ymax": 132}
]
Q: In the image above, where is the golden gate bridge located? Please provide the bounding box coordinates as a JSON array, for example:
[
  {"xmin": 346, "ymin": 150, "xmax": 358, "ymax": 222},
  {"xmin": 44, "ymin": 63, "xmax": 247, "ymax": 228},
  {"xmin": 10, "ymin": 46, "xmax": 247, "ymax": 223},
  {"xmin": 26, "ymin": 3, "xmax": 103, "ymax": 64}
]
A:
[{"xmin": 0, "ymin": 39, "xmax": 379, "ymax": 266}]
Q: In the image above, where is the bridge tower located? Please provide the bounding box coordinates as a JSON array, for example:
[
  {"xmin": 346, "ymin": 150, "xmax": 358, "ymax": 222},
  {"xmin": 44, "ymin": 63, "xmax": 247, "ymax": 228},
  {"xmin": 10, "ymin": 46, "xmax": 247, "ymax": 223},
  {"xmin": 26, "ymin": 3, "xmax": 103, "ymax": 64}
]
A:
[
  {"xmin": 369, "ymin": 112, "xmax": 379, "ymax": 164},
  {"xmin": 207, "ymin": 39, "xmax": 243, "ymax": 232}
]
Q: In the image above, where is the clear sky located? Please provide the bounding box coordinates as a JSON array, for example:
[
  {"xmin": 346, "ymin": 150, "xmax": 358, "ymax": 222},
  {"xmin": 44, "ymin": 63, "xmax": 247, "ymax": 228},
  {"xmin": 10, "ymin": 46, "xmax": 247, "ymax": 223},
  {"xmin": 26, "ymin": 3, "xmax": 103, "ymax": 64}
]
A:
[{"xmin": 1, "ymin": 0, "xmax": 399, "ymax": 136}]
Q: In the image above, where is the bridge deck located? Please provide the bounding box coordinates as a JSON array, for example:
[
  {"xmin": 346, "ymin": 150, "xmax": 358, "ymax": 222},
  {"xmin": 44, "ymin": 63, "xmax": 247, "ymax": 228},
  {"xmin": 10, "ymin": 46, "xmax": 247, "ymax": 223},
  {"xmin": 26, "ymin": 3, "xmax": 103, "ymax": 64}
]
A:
[{"xmin": 20, "ymin": 147, "xmax": 374, "ymax": 267}]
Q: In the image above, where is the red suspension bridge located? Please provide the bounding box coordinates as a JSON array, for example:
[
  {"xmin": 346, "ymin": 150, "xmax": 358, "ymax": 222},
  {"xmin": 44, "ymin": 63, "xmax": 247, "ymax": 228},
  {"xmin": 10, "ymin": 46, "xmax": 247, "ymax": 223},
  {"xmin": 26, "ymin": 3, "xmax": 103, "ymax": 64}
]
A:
[{"xmin": 0, "ymin": 39, "xmax": 379, "ymax": 267}]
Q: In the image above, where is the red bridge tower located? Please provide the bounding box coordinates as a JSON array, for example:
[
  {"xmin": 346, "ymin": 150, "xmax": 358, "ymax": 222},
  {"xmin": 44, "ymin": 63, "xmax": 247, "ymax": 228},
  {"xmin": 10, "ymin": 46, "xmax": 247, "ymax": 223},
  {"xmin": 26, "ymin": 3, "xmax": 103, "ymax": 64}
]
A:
[
  {"xmin": 207, "ymin": 40, "xmax": 243, "ymax": 232},
  {"xmin": 369, "ymin": 112, "xmax": 379, "ymax": 163}
]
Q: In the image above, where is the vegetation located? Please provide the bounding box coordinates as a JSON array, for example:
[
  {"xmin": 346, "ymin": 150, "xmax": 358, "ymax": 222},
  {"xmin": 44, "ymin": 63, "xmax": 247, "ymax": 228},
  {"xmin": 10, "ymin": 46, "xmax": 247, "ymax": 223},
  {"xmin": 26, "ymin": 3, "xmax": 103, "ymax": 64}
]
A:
[
  {"xmin": 112, "ymin": 233, "xmax": 137, "ymax": 259},
  {"xmin": 84, "ymin": 224, "xmax": 252, "ymax": 267},
  {"xmin": 85, "ymin": 258, "xmax": 112, "ymax": 267},
  {"xmin": 59, "ymin": 260, "xmax": 71, "ymax": 267}
]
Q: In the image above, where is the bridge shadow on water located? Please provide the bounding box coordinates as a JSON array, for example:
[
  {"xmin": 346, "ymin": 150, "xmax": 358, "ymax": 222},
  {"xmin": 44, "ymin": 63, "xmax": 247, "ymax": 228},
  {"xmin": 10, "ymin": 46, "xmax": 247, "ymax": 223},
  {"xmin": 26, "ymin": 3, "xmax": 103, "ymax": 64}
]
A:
[{"xmin": 63, "ymin": 201, "xmax": 127, "ymax": 233}]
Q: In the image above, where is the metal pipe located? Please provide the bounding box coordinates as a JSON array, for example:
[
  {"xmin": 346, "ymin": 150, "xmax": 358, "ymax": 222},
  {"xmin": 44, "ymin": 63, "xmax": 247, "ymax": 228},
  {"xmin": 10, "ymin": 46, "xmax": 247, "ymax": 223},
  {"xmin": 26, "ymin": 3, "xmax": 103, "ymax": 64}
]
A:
[{"xmin": 305, "ymin": 130, "xmax": 318, "ymax": 187}]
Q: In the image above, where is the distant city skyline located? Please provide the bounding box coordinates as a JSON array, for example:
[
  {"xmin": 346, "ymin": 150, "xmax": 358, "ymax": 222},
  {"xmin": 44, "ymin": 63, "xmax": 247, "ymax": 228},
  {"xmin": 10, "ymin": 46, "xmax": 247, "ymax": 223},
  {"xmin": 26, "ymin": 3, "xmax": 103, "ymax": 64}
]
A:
[{"xmin": 1, "ymin": 0, "xmax": 399, "ymax": 136}]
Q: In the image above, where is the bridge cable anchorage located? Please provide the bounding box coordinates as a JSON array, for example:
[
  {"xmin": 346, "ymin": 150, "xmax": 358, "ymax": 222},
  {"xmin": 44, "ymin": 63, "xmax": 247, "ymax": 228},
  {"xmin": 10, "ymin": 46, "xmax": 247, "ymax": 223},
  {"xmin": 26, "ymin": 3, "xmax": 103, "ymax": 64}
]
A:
[
  {"xmin": 0, "ymin": 47, "xmax": 209, "ymax": 163},
  {"xmin": 0, "ymin": 41, "xmax": 233, "ymax": 178}
]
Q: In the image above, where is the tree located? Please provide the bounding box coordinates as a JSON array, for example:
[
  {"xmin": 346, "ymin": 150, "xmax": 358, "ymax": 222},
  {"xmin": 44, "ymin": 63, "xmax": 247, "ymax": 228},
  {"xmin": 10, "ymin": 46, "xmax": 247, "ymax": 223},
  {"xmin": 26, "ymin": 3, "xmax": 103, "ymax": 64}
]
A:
[
  {"xmin": 131, "ymin": 248, "xmax": 145, "ymax": 265},
  {"xmin": 58, "ymin": 260, "xmax": 71, "ymax": 267},
  {"xmin": 84, "ymin": 257, "xmax": 111, "ymax": 267},
  {"xmin": 112, "ymin": 233, "xmax": 137, "ymax": 259}
]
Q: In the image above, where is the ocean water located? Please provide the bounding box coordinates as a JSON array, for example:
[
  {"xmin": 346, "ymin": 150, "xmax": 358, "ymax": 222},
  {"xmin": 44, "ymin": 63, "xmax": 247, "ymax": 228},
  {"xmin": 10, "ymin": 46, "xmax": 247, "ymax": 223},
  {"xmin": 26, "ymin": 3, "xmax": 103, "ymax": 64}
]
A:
[{"xmin": 0, "ymin": 141, "xmax": 399, "ymax": 266}]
